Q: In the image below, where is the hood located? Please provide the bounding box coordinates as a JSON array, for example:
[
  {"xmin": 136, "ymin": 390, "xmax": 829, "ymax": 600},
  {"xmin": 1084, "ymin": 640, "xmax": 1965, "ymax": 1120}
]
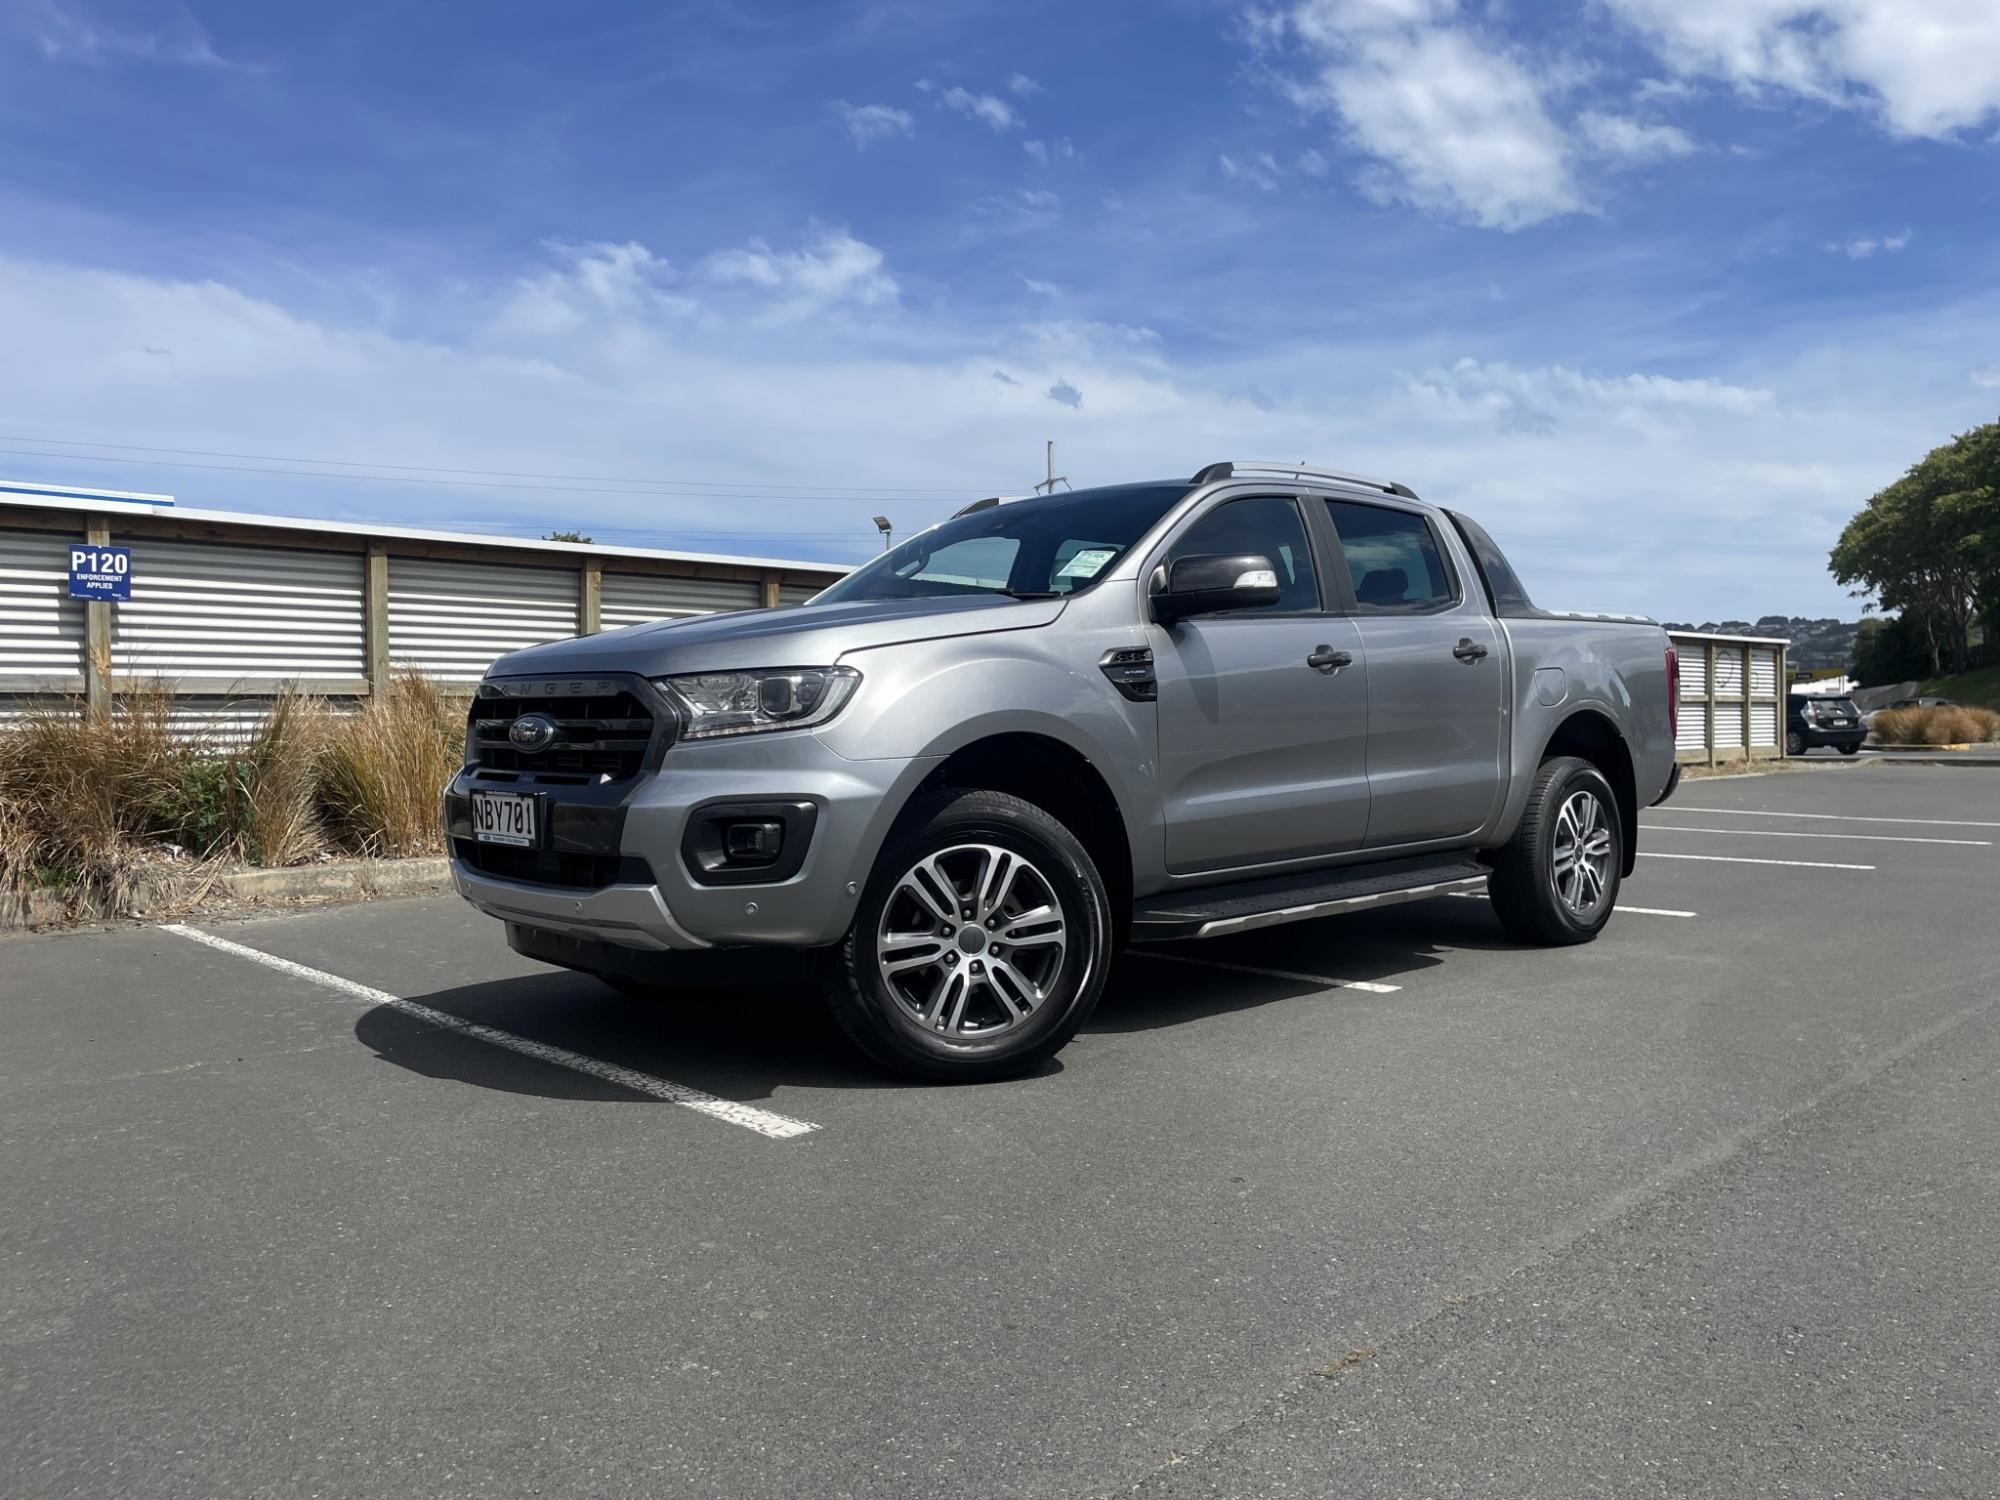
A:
[{"xmin": 487, "ymin": 594, "xmax": 1067, "ymax": 678}]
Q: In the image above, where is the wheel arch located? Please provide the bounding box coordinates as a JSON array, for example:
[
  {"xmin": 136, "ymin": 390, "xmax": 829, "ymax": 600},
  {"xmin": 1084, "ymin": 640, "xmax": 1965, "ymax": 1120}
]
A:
[
  {"xmin": 892, "ymin": 731, "xmax": 1135, "ymax": 939},
  {"xmin": 1539, "ymin": 707, "xmax": 1639, "ymax": 876}
]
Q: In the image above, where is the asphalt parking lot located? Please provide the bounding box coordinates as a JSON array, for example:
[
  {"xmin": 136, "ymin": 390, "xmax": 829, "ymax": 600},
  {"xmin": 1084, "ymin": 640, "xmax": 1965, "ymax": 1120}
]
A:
[{"xmin": 4, "ymin": 764, "xmax": 1997, "ymax": 1499}]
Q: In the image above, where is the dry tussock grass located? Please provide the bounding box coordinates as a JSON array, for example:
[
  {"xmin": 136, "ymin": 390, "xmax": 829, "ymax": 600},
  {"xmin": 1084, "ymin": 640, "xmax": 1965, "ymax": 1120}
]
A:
[
  {"xmin": 1871, "ymin": 705, "xmax": 2000, "ymax": 746},
  {"xmin": 317, "ymin": 672, "xmax": 464, "ymax": 857},
  {"xmin": 0, "ymin": 673, "xmax": 465, "ymax": 925}
]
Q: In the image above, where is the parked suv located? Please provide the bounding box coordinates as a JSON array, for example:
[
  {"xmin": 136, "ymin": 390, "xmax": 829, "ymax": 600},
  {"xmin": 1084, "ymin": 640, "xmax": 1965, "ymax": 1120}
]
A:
[
  {"xmin": 447, "ymin": 462, "xmax": 1679, "ymax": 1080},
  {"xmin": 1787, "ymin": 694, "xmax": 1865, "ymax": 756}
]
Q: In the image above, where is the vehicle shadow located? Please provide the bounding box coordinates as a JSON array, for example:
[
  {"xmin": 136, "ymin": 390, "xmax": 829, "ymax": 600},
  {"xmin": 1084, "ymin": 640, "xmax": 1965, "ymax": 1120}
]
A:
[
  {"xmin": 1094, "ymin": 895, "xmax": 1513, "ymax": 1032},
  {"xmin": 350, "ymin": 896, "xmax": 1514, "ymax": 1101},
  {"xmin": 352, "ymin": 965, "xmax": 893, "ymax": 1104}
]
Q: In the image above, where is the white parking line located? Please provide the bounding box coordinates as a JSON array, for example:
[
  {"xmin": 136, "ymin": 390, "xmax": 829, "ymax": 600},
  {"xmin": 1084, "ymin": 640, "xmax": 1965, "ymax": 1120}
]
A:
[
  {"xmin": 1638, "ymin": 852, "xmax": 1874, "ymax": 871},
  {"xmin": 1656, "ymin": 806, "xmax": 2000, "ymax": 830},
  {"xmin": 1448, "ymin": 891, "xmax": 1697, "ymax": 918},
  {"xmin": 162, "ymin": 924, "xmax": 820, "ymax": 1140},
  {"xmin": 1129, "ymin": 951, "xmax": 1401, "ymax": 993},
  {"xmin": 1641, "ymin": 823, "xmax": 1991, "ymax": 847}
]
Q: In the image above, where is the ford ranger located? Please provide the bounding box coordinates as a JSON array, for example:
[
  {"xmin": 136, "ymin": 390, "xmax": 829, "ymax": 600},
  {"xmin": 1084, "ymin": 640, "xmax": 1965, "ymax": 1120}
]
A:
[{"xmin": 446, "ymin": 461, "xmax": 1681, "ymax": 1080}]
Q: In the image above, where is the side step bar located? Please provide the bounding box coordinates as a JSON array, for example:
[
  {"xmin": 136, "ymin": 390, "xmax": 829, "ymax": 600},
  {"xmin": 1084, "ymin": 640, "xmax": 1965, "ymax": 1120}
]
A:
[{"xmin": 1131, "ymin": 854, "xmax": 1490, "ymax": 942}]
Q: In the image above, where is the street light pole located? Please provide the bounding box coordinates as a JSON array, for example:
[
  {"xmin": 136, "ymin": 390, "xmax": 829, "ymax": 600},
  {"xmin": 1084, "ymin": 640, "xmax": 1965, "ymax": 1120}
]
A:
[{"xmin": 872, "ymin": 514, "xmax": 893, "ymax": 551}]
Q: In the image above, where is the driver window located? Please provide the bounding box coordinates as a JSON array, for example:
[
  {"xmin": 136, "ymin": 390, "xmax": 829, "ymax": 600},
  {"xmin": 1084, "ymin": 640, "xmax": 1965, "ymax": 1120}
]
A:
[{"xmin": 1167, "ymin": 497, "xmax": 1320, "ymax": 612}]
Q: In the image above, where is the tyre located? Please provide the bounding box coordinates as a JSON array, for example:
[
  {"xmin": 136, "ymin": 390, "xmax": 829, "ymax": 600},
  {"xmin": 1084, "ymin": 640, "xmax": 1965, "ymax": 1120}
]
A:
[
  {"xmin": 1838, "ymin": 742, "xmax": 1860, "ymax": 756},
  {"xmin": 1487, "ymin": 756, "xmax": 1622, "ymax": 946},
  {"xmin": 1785, "ymin": 730, "xmax": 1805, "ymax": 756},
  {"xmin": 823, "ymin": 788, "xmax": 1113, "ymax": 1081}
]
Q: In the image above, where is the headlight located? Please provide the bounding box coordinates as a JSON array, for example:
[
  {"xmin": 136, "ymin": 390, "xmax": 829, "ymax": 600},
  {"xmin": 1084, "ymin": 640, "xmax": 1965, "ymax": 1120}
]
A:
[{"xmin": 658, "ymin": 666, "xmax": 861, "ymax": 740}]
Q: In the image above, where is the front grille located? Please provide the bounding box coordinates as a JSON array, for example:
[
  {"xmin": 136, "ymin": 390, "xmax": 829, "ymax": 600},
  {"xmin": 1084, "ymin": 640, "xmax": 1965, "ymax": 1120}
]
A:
[
  {"xmin": 455, "ymin": 840, "xmax": 653, "ymax": 891},
  {"xmin": 468, "ymin": 686, "xmax": 658, "ymax": 780}
]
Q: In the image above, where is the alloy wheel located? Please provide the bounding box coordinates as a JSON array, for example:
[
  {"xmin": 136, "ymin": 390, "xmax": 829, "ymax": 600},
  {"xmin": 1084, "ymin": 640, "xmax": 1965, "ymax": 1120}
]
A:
[
  {"xmin": 1551, "ymin": 789, "xmax": 1614, "ymax": 920},
  {"xmin": 875, "ymin": 844, "xmax": 1069, "ymax": 1038}
]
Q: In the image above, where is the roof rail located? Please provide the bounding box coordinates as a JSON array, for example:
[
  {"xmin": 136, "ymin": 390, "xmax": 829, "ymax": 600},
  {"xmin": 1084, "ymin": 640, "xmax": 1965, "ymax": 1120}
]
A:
[
  {"xmin": 1190, "ymin": 461, "xmax": 1419, "ymax": 501},
  {"xmin": 951, "ymin": 495, "xmax": 1004, "ymax": 518}
]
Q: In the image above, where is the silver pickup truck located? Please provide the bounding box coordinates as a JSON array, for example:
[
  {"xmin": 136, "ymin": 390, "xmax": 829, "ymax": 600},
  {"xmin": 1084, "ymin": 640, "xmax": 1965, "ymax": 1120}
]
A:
[{"xmin": 446, "ymin": 461, "xmax": 1680, "ymax": 1080}]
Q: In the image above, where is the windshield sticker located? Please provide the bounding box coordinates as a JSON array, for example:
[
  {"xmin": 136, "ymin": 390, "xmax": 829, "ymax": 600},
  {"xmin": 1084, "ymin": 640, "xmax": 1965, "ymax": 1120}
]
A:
[{"xmin": 1056, "ymin": 547, "xmax": 1117, "ymax": 581}]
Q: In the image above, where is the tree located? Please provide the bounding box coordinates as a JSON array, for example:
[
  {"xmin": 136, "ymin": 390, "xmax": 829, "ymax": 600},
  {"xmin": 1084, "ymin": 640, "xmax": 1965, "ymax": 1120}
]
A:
[
  {"xmin": 1852, "ymin": 615, "xmax": 1929, "ymax": 687},
  {"xmin": 542, "ymin": 529, "xmax": 593, "ymax": 544},
  {"xmin": 1830, "ymin": 420, "xmax": 2000, "ymax": 676}
]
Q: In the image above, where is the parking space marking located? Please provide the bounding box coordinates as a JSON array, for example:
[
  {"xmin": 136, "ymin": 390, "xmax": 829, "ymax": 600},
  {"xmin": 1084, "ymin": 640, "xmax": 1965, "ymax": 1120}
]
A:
[
  {"xmin": 1637, "ymin": 852, "xmax": 1874, "ymax": 871},
  {"xmin": 1448, "ymin": 891, "xmax": 1697, "ymax": 918},
  {"xmin": 1641, "ymin": 823, "xmax": 1991, "ymax": 847},
  {"xmin": 1656, "ymin": 806, "xmax": 2000, "ymax": 830},
  {"xmin": 161, "ymin": 925, "xmax": 821, "ymax": 1140},
  {"xmin": 1129, "ymin": 951, "xmax": 1401, "ymax": 994}
]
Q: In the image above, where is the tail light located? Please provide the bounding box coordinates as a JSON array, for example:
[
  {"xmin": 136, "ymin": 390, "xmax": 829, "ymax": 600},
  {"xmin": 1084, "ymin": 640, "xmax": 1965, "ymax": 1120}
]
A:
[{"xmin": 1665, "ymin": 647, "xmax": 1679, "ymax": 740}]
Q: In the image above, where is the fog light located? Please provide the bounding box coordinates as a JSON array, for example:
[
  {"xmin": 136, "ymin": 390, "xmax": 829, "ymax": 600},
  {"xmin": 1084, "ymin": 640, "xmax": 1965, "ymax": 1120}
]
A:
[{"xmin": 723, "ymin": 820, "xmax": 784, "ymax": 865}]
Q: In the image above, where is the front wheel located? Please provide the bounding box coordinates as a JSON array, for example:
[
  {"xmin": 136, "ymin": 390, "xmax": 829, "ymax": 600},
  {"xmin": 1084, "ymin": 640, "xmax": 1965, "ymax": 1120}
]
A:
[
  {"xmin": 822, "ymin": 788, "xmax": 1112, "ymax": 1081},
  {"xmin": 1487, "ymin": 757, "xmax": 1622, "ymax": 945}
]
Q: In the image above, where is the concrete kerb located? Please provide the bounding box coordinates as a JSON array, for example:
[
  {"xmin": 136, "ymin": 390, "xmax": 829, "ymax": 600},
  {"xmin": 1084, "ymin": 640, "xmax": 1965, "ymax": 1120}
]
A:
[{"xmin": 220, "ymin": 857, "xmax": 452, "ymax": 903}]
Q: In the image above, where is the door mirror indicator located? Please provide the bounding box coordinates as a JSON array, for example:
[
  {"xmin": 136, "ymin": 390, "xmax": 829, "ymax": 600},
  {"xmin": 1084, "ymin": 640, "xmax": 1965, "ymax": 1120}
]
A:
[{"xmin": 1152, "ymin": 553, "xmax": 1283, "ymax": 622}]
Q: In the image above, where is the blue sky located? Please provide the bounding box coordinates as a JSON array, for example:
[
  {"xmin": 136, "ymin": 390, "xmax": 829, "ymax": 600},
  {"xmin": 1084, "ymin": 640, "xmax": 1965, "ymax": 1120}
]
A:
[{"xmin": 3, "ymin": 0, "xmax": 1999, "ymax": 621}]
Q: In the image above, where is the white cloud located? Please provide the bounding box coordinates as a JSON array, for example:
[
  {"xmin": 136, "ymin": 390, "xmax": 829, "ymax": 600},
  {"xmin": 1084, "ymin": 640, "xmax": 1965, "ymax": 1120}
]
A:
[
  {"xmin": 1046, "ymin": 379, "xmax": 1083, "ymax": 409},
  {"xmin": 1408, "ymin": 362, "xmax": 1784, "ymax": 438},
  {"xmin": 1632, "ymin": 76, "xmax": 1698, "ymax": 104},
  {"xmin": 494, "ymin": 242, "xmax": 691, "ymax": 340},
  {"xmin": 5, "ymin": 238, "xmax": 1996, "ymax": 619},
  {"xmin": 1020, "ymin": 275, "xmax": 1061, "ymax": 296},
  {"xmin": 27, "ymin": 2, "xmax": 230, "ymax": 68},
  {"xmin": 1023, "ymin": 137, "xmax": 1075, "ymax": 165},
  {"xmin": 701, "ymin": 230, "xmax": 898, "ymax": 314},
  {"xmin": 1576, "ymin": 110, "xmax": 1697, "ymax": 161},
  {"xmin": 830, "ymin": 101, "xmax": 914, "ymax": 148},
  {"xmin": 1603, "ymin": 0, "xmax": 2000, "ymax": 139},
  {"xmin": 1008, "ymin": 72, "xmax": 1041, "ymax": 95},
  {"xmin": 1313, "ymin": 28, "xmax": 1582, "ymax": 228},
  {"xmin": 1261, "ymin": 1, "xmax": 1583, "ymax": 229},
  {"xmin": 1827, "ymin": 229, "xmax": 1912, "ymax": 258},
  {"xmin": 1219, "ymin": 151, "xmax": 1285, "ymax": 191},
  {"xmin": 972, "ymin": 188, "xmax": 1062, "ymax": 231},
  {"xmin": 939, "ymin": 86, "xmax": 1021, "ymax": 131}
]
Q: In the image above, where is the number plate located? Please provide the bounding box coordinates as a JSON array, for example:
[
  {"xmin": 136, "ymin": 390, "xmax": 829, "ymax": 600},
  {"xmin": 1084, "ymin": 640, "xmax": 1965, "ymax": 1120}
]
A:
[{"xmin": 470, "ymin": 791, "xmax": 537, "ymax": 847}]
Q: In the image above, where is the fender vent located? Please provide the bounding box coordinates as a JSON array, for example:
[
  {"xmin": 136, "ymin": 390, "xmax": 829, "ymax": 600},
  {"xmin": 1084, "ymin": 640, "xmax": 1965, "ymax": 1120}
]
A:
[{"xmin": 1099, "ymin": 647, "xmax": 1157, "ymax": 703}]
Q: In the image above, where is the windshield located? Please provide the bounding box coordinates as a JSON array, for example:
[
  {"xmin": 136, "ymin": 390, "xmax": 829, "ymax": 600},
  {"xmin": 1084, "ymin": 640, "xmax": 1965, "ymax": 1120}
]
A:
[{"xmin": 813, "ymin": 483, "xmax": 1193, "ymax": 604}]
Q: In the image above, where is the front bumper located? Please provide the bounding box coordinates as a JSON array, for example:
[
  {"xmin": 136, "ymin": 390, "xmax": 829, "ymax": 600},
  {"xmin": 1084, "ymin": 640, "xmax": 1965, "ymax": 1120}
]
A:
[
  {"xmin": 447, "ymin": 728, "xmax": 934, "ymax": 954},
  {"xmin": 451, "ymin": 865, "xmax": 713, "ymax": 950},
  {"xmin": 1796, "ymin": 726, "xmax": 1866, "ymax": 750}
]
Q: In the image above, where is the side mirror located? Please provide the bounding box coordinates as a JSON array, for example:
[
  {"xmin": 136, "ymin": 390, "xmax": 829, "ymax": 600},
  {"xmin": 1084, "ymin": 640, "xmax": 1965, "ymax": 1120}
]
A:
[{"xmin": 1152, "ymin": 553, "xmax": 1283, "ymax": 623}]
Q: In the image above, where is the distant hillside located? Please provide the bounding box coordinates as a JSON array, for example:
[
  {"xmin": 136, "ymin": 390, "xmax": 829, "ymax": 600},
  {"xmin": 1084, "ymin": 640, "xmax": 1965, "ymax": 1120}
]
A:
[{"xmin": 1661, "ymin": 616, "xmax": 1860, "ymax": 671}]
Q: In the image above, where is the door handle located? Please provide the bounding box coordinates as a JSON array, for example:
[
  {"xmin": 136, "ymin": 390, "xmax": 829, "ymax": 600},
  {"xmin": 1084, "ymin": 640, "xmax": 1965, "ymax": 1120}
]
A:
[
  {"xmin": 1453, "ymin": 638, "xmax": 1489, "ymax": 662},
  {"xmin": 1307, "ymin": 645, "xmax": 1352, "ymax": 675}
]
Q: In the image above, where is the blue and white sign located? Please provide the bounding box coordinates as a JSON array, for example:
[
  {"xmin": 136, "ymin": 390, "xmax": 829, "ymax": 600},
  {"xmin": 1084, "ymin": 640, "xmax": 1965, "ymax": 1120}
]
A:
[{"xmin": 67, "ymin": 545, "xmax": 132, "ymax": 602}]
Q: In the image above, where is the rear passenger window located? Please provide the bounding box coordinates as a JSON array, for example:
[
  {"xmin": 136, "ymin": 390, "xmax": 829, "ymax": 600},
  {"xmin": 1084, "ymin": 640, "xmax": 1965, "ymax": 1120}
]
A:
[
  {"xmin": 1322, "ymin": 500, "xmax": 1456, "ymax": 613},
  {"xmin": 1168, "ymin": 497, "xmax": 1320, "ymax": 612}
]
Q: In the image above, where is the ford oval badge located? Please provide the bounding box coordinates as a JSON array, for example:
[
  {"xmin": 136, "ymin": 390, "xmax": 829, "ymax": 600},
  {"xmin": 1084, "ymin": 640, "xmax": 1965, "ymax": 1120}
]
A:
[{"xmin": 508, "ymin": 713, "xmax": 559, "ymax": 753}]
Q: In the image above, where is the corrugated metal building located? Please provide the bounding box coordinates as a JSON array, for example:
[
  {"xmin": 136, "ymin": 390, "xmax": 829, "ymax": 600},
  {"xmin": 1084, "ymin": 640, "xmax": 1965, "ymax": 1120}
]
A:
[
  {"xmin": 0, "ymin": 483, "xmax": 849, "ymax": 711},
  {"xmin": 1668, "ymin": 630, "xmax": 1790, "ymax": 765}
]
